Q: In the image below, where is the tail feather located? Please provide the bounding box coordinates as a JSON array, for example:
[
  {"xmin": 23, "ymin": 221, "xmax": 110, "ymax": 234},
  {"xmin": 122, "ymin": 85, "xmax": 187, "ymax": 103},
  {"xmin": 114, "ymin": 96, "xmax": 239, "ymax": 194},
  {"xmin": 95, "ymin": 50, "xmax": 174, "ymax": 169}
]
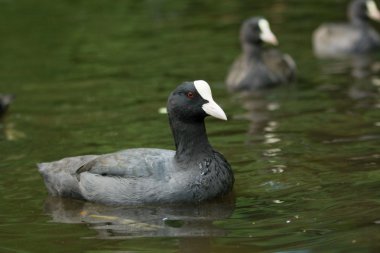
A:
[{"xmin": 37, "ymin": 155, "xmax": 98, "ymax": 199}]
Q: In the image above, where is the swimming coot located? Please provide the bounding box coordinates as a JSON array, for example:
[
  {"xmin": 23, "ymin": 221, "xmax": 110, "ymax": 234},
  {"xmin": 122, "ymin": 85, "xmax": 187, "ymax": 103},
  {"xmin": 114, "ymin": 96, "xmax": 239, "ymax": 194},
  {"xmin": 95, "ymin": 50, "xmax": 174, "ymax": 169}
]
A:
[
  {"xmin": 313, "ymin": 0, "xmax": 380, "ymax": 58},
  {"xmin": 0, "ymin": 94, "xmax": 14, "ymax": 118},
  {"xmin": 226, "ymin": 17, "xmax": 296, "ymax": 92},
  {"xmin": 38, "ymin": 80, "xmax": 234, "ymax": 205}
]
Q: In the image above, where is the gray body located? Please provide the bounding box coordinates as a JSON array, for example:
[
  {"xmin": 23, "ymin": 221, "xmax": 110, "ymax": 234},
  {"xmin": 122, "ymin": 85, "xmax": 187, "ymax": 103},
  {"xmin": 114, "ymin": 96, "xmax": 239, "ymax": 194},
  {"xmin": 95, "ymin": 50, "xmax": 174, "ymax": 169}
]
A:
[
  {"xmin": 313, "ymin": 23, "xmax": 380, "ymax": 57},
  {"xmin": 38, "ymin": 148, "xmax": 233, "ymax": 205},
  {"xmin": 226, "ymin": 48, "xmax": 296, "ymax": 91}
]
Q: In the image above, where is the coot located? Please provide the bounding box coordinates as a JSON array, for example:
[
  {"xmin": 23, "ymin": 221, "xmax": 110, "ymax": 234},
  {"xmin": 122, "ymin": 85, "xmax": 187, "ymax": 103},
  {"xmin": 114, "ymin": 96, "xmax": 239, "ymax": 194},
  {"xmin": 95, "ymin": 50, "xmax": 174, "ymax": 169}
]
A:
[
  {"xmin": 38, "ymin": 80, "xmax": 234, "ymax": 205},
  {"xmin": 226, "ymin": 17, "xmax": 296, "ymax": 92},
  {"xmin": 0, "ymin": 94, "xmax": 14, "ymax": 118},
  {"xmin": 313, "ymin": 0, "xmax": 380, "ymax": 57}
]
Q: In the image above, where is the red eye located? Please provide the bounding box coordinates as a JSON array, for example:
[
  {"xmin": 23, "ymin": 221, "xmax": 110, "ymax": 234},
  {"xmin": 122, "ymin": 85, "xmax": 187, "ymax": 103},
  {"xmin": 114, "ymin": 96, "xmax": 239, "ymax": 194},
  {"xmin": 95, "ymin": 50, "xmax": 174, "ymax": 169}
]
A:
[{"xmin": 186, "ymin": 91, "xmax": 194, "ymax": 99}]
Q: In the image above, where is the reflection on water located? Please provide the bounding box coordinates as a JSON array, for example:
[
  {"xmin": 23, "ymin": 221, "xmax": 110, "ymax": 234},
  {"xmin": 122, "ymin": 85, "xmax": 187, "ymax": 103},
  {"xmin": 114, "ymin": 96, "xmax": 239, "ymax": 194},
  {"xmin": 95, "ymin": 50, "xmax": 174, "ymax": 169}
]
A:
[
  {"xmin": 232, "ymin": 91, "xmax": 271, "ymax": 136},
  {"xmin": 0, "ymin": 120, "xmax": 26, "ymax": 141},
  {"xmin": 319, "ymin": 57, "xmax": 380, "ymax": 112},
  {"xmin": 0, "ymin": 100, "xmax": 25, "ymax": 141},
  {"xmin": 44, "ymin": 196, "xmax": 235, "ymax": 239},
  {"xmin": 230, "ymin": 90, "xmax": 283, "ymax": 144},
  {"xmin": 317, "ymin": 54, "xmax": 380, "ymax": 79},
  {"xmin": 349, "ymin": 78, "xmax": 380, "ymax": 103}
]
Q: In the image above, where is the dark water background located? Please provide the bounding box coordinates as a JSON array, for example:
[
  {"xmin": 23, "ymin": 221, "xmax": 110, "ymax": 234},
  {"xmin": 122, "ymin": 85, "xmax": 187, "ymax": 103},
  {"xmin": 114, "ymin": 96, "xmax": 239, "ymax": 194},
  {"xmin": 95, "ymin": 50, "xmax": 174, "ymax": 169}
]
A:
[{"xmin": 0, "ymin": 0, "xmax": 379, "ymax": 252}]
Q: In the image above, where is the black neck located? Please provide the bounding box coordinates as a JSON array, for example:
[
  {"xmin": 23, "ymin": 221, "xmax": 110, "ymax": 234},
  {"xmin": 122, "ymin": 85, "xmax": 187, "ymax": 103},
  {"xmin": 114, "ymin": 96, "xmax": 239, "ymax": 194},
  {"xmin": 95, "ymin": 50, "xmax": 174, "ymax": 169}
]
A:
[
  {"xmin": 169, "ymin": 116, "xmax": 214, "ymax": 164},
  {"xmin": 350, "ymin": 16, "xmax": 369, "ymax": 25},
  {"xmin": 348, "ymin": 3, "xmax": 370, "ymax": 26},
  {"xmin": 242, "ymin": 42, "xmax": 263, "ymax": 58}
]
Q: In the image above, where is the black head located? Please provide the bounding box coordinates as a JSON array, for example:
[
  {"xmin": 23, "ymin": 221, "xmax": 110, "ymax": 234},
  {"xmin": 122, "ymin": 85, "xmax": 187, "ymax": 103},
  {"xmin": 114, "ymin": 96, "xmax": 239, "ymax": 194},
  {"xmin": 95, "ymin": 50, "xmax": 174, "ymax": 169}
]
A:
[
  {"xmin": 0, "ymin": 94, "xmax": 14, "ymax": 117},
  {"xmin": 167, "ymin": 81, "xmax": 227, "ymax": 123},
  {"xmin": 240, "ymin": 17, "xmax": 278, "ymax": 46},
  {"xmin": 348, "ymin": 0, "xmax": 380, "ymax": 23}
]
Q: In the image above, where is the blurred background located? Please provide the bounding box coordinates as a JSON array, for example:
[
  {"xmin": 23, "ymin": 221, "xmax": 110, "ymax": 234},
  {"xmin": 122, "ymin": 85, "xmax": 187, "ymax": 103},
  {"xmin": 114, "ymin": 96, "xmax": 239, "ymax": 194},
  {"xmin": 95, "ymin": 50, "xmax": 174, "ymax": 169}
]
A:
[{"xmin": 0, "ymin": 0, "xmax": 379, "ymax": 252}]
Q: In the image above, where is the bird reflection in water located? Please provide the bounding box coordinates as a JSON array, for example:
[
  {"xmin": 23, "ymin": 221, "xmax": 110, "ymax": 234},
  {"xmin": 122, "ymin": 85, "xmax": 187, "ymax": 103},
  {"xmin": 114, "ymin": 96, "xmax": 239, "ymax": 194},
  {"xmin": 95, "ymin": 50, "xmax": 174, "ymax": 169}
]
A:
[
  {"xmin": 316, "ymin": 55, "xmax": 380, "ymax": 109},
  {"xmin": 316, "ymin": 54, "xmax": 380, "ymax": 79},
  {"xmin": 231, "ymin": 90, "xmax": 282, "ymax": 145},
  {"xmin": 43, "ymin": 195, "xmax": 235, "ymax": 239}
]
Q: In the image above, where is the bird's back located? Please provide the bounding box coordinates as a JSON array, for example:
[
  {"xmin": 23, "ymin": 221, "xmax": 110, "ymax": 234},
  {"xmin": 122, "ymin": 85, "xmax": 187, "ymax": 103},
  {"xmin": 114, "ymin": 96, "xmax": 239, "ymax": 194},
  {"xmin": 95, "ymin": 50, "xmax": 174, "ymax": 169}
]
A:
[{"xmin": 38, "ymin": 148, "xmax": 176, "ymax": 204}]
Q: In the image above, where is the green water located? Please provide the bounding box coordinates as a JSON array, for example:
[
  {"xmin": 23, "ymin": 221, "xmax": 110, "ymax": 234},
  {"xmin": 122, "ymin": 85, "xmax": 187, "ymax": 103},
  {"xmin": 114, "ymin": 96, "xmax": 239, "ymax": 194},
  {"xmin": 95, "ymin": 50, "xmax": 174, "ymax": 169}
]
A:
[{"xmin": 1, "ymin": 0, "xmax": 379, "ymax": 252}]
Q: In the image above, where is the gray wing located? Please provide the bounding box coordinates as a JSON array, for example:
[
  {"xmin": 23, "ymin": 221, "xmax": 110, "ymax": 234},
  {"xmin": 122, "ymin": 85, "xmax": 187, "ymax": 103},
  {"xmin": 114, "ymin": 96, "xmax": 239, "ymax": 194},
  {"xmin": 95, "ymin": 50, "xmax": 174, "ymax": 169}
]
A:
[
  {"xmin": 313, "ymin": 23, "xmax": 362, "ymax": 57},
  {"xmin": 263, "ymin": 49, "xmax": 296, "ymax": 83},
  {"xmin": 76, "ymin": 148, "xmax": 175, "ymax": 180},
  {"xmin": 77, "ymin": 148, "xmax": 178, "ymax": 205}
]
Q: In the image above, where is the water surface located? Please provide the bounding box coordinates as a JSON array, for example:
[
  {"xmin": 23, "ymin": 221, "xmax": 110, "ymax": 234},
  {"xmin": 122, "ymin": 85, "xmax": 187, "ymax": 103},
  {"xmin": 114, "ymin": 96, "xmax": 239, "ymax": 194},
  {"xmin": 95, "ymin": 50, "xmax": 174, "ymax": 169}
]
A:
[{"xmin": 0, "ymin": 0, "xmax": 379, "ymax": 252}]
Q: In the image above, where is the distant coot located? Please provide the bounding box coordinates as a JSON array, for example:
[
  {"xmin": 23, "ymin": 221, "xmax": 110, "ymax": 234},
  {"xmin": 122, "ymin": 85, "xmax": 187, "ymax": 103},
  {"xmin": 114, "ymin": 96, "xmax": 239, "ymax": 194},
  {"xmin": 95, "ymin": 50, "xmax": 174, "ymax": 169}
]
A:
[
  {"xmin": 226, "ymin": 17, "xmax": 296, "ymax": 92},
  {"xmin": 38, "ymin": 80, "xmax": 234, "ymax": 205},
  {"xmin": 313, "ymin": 0, "xmax": 380, "ymax": 58},
  {"xmin": 0, "ymin": 94, "xmax": 14, "ymax": 118}
]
